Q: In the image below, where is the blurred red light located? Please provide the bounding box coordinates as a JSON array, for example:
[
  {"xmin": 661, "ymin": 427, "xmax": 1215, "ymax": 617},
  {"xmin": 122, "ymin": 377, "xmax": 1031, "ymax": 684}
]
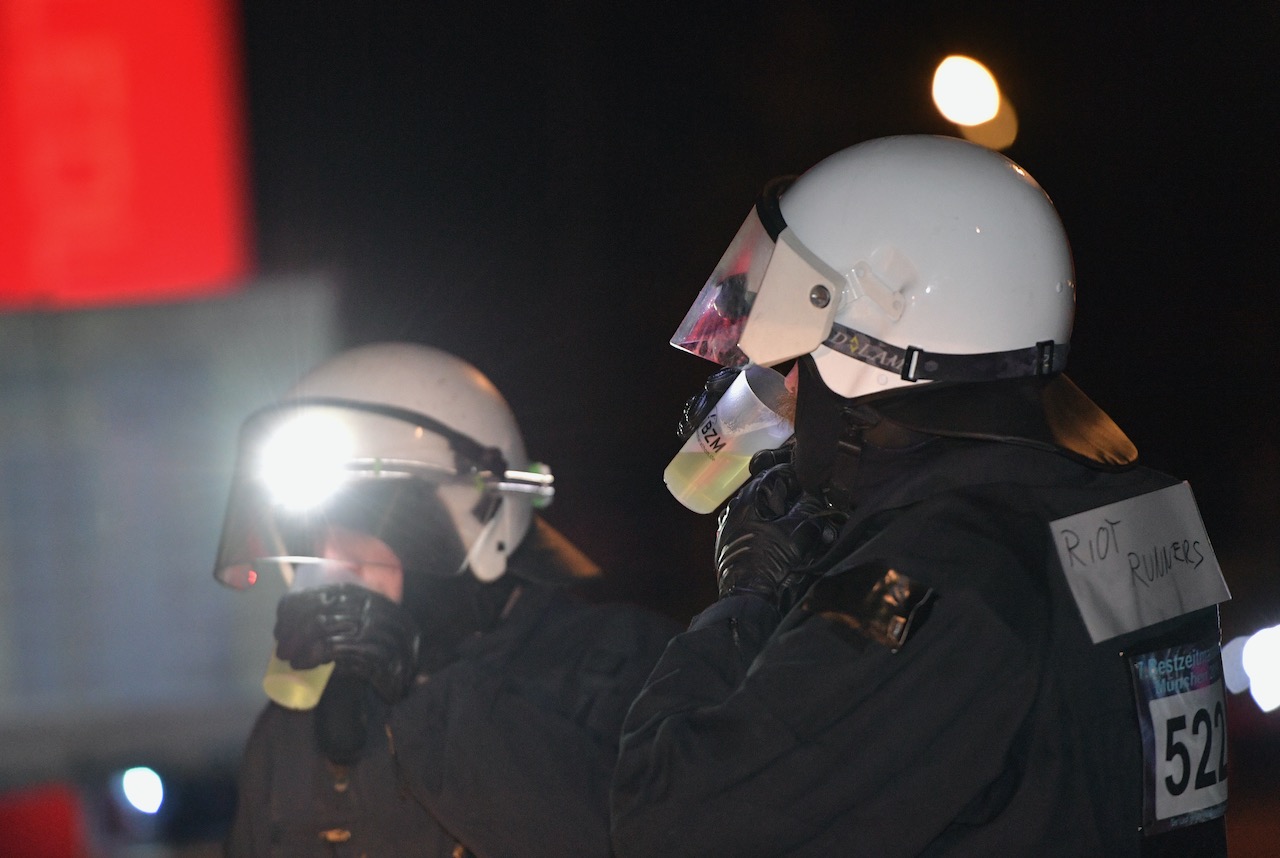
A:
[
  {"xmin": 0, "ymin": 783, "xmax": 90, "ymax": 858},
  {"xmin": 0, "ymin": 0, "xmax": 251, "ymax": 310}
]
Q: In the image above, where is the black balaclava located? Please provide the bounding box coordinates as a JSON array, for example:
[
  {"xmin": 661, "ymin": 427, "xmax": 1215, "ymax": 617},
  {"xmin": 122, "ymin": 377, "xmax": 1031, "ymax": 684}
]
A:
[
  {"xmin": 326, "ymin": 480, "xmax": 518, "ymax": 672},
  {"xmin": 791, "ymin": 355, "xmax": 893, "ymax": 507},
  {"xmin": 310, "ymin": 480, "xmax": 517, "ymax": 764}
]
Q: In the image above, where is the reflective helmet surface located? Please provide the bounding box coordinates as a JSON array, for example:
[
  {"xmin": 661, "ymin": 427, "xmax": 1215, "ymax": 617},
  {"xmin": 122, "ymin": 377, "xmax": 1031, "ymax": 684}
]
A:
[
  {"xmin": 673, "ymin": 135, "xmax": 1076, "ymax": 401},
  {"xmin": 214, "ymin": 342, "xmax": 549, "ymax": 588}
]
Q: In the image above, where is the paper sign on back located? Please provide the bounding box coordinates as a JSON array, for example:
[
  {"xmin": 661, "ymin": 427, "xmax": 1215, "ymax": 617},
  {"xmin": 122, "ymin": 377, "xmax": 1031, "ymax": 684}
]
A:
[{"xmin": 1050, "ymin": 482, "xmax": 1230, "ymax": 643}]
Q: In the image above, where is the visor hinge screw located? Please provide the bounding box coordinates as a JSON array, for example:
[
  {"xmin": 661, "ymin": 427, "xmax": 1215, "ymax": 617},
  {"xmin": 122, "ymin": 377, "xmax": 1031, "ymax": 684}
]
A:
[{"xmin": 809, "ymin": 285, "xmax": 831, "ymax": 308}]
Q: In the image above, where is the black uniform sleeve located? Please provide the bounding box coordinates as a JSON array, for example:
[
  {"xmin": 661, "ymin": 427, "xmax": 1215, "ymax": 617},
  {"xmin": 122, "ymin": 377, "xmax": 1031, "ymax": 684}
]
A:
[
  {"xmin": 224, "ymin": 706, "xmax": 280, "ymax": 858},
  {"xmin": 388, "ymin": 599, "xmax": 679, "ymax": 858},
  {"xmin": 610, "ymin": 506, "xmax": 1048, "ymax": 858}
]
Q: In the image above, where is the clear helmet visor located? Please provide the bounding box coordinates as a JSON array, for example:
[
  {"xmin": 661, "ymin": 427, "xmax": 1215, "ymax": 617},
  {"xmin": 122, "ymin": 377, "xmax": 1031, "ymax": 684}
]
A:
[
  {"xmin": 671, "ymin": 192, "xmax": 844, "ymax": 369},
  {"xmin": 670, "ymin": 207, "xmax": 778, "ymax": 367},
  {"xmin": 213, "ymin": 401, "xmax": 533, "ymax": 589}
]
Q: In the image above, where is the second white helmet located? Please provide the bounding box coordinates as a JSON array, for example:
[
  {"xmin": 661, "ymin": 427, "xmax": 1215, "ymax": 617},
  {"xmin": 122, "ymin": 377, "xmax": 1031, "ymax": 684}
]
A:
[{"xmin": 214, "ymin": 342, "xmax": 552, "ymax": 588}]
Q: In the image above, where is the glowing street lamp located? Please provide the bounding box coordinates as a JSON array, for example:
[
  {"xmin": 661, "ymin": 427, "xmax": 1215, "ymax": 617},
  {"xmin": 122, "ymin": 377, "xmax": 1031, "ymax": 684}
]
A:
[
  {"xmin": 932, "ymin": 55, "xmax": 1001, "ymax": 126},
  {"xmin": 931, "ymin": 54, "xmax": 1019, "ymax": 150},
  {"xmin": 120, "ymin": 766, "xmax": 163, "ymax": 815},
  {"xmin": 1242, "ymin": 624, "xmax": 1280, "ymax": 712},
  {"xmin": 1222, "ymin": 623, "xmax": 1280, "ymax": 713}
]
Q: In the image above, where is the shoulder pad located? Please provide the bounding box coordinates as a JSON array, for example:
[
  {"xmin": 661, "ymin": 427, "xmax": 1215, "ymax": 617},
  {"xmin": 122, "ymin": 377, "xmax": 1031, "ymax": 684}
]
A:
[{"xmin": 800, "ymin": 562, "xmax": 934, "ymax": 652}]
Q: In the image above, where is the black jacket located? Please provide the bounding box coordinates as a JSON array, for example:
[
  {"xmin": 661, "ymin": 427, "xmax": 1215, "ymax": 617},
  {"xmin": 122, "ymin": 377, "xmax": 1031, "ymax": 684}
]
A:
[
  {"xmin": 611, "ymin": 438, "xmax": 1228, "ymax": 857},
  {"xmin": 227, "ymin": 577, "xmax": 679, "ymax": 857}
]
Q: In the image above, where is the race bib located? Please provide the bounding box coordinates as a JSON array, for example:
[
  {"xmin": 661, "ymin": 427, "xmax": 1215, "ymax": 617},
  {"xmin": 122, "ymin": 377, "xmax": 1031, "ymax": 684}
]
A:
[{"xmin": 1130, "ymin": 637, "xmax": 1228, "ymax": 834}]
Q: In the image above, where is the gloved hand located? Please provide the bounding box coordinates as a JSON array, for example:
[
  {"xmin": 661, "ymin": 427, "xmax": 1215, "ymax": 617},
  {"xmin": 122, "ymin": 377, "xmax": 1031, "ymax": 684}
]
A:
[
  {"xmin": 676, "ymin": 365, "xmax": 741, "ymax": 440},
  {"xmin": 275, "ymin": 584, "xmax": 421, "ymax": 704},
  {"xmin": 747, "ymin": 443, "xmax": 792, "ymax": 474},
  {"xmin": 714, "ymin": 462, "xmax": 843, "ymax": 604}
]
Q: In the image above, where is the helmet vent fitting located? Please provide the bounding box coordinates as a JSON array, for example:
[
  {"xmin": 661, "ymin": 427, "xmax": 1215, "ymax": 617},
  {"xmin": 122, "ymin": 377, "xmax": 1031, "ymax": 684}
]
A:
[{"xmin": 850, "ymin": 263, "xmax": 905, "ymax": 321}]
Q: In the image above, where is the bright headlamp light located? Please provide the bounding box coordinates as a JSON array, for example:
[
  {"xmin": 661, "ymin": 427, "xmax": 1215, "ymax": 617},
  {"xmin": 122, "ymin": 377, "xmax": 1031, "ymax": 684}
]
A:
[
  {"xmin": 257, "ymin": 411, "xmax": 356, "ymax": 511},
  {"xmin": 213, "ymin": 398, "xmax": 557, "ymax": 589}
]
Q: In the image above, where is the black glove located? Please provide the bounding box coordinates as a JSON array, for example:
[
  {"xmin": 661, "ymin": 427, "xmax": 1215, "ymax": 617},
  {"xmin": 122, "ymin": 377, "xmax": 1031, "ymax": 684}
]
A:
[
  {"xmin": 676, "ymin": 366, "xmax": 741, "ymax": 440},
  {"xmin": 275, "ymin": 584, "xmax": 421, "ymax": 704},
  {"xmin": 747, "ymin": 443, "xmax": 792, "ymax": 474},
  {"xmin": 714, "ymin": 463, "xmax": 843, "ymax": 605}
]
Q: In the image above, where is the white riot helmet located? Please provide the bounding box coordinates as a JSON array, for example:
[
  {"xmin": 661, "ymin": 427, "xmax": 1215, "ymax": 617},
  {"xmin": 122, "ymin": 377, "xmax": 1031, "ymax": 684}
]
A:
[
  {"xmin": 671, "ymin": 135, "xmax": 1076, "ymax": 400},
  {"xmin": 213, "ymin": 343, "xmax": 553, "ymax": 588}
]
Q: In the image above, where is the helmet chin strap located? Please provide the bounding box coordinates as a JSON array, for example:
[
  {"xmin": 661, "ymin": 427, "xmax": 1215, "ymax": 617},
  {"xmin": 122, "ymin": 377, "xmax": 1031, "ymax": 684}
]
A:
[
  {"xmin": 820, "ymin": 406, "xmax": 879, "ymax": 509},
  {"xmin": 794, "ymin": 355, "xmax": 870, "ymax": 505},
  {"xmin": 792, "ymin": 354, "xmax": 931, "ymax": 508},
  {"xmin": 454, "ymin": 499, "xmax": 504, "ymax": 578}
]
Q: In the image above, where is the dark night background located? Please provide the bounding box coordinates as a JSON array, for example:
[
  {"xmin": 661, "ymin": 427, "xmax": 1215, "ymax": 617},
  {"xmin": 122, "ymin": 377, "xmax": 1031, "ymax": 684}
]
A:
[
  {"xmin": 25, "ymin": 0, "xmax": 1262, "ymax": 851},
  {"xmin": 233, "ymin": 5, "xmax": 1280, "ymax": 840},
  {"xmin": 237, "ymin": 0, "xmax": 1279, "ymax": 629}
]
